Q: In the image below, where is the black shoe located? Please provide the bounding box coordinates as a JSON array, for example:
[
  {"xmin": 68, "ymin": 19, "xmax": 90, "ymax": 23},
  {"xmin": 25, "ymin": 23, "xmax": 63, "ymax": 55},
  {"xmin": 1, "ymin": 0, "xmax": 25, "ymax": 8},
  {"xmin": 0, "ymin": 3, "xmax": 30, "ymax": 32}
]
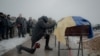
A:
[
  {"xmin": 22, "ymin": 35, "xmax": 25, "ymax": 37},
  {"xmin": 18, "ymin": 36, "xmax": 21, "ymax": 38},
  {"xmin": 29, "ymin": 34, "xmax": 32, "ymax": 36},
  {"xmin": 0, "ymin": 39, "xmax": 1, "ymax": 41},
  {"xmin": 10, "ymin": 36, "xmax": 13, "ymax": 38},
  {"xmin": 2, "ymin": 37, "xmax": 6, "ymax": 39},
  {"xmin": 16, "ymin": 45, "xmax": 22, "ymax": 54},
  {"xmin": 45, "ymin": 46, "xmax": 53, "ymax": 50},
  {"xmin": 5, "ymin": 37, "xmax": 9, "ymax": 39}
]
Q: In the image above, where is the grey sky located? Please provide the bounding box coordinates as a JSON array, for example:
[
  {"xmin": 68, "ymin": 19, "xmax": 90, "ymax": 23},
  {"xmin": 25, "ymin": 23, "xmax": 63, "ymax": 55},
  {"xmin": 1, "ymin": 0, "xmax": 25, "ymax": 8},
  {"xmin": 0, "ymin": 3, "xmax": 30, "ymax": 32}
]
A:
[{"xmin": 0, "ymin": 0, "xmax": 100, "ymax": 24}]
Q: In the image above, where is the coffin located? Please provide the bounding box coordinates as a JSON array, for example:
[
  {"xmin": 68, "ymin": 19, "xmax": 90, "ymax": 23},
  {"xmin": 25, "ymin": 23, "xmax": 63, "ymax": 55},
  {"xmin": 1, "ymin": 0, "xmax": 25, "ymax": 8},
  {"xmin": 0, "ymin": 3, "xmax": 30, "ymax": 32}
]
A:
[{"xmin": 65, "ymin": 25, "xmax": 89, "ymax": 36}]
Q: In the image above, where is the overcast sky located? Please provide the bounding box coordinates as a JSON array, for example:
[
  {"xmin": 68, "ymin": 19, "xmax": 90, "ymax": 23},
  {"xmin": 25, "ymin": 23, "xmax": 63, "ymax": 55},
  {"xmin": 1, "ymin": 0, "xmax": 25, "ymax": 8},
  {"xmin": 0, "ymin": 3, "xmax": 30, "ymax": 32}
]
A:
[{"xmin": 0, "ymin": 0, "xmax": 100, "ymax": 24}]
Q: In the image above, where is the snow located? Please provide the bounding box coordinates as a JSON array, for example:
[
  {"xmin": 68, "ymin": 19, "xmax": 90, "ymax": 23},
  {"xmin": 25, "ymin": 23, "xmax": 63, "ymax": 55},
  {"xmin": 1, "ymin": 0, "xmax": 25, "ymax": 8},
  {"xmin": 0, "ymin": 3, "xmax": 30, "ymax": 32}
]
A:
[{"xmin": 0, "ymin": 34, "xmax": 30, "ymax": 56}]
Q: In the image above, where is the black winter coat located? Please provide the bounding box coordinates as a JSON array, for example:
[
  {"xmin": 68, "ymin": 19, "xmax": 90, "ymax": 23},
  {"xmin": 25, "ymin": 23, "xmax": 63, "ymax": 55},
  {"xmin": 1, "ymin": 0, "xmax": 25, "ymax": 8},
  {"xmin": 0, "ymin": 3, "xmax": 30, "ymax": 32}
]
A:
[{"xmin": 31, "ymin": 17, "xmax": 56, "ymax": 41}]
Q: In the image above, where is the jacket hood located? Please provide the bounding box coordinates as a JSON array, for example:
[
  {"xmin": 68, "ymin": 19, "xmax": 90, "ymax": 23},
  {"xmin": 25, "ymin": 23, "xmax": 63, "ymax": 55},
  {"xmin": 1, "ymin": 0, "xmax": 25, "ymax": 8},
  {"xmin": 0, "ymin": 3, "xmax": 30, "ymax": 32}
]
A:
[{"xmin": 38, "ymin": 16, "xmax": 48, "ymax": 23}]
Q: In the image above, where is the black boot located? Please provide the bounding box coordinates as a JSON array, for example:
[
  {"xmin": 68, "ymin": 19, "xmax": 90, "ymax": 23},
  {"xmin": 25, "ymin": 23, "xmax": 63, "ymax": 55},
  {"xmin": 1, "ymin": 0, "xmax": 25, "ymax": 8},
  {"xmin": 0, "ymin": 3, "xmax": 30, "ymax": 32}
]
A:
[
  {"xmin": 0, "ymin": 39, "xmax": 1, "ymax": 41},
  {"xmin": 22, "ymin": 34, "xmax": 25, "ymax": 38},
  {"xmin": 45, "ymin": 34, "xmax": 53, "ymax": 50},
  {"xmin": 45, "ymin": 46, "xmax": 53, "ymax": 50},
  {"xmin": 16, "ymin": 45, "xmax": 22, "ymax": 54}
]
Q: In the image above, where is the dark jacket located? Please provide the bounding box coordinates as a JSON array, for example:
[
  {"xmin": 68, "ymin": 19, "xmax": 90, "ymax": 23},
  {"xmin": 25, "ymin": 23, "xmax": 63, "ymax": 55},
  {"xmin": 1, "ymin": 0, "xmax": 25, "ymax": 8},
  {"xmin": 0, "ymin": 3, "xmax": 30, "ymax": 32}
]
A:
[
  {"xmin": 31, "ymin": 16, "xmax": 56, "ymax": 41},
  {"xmin": 0, "ymin": 16, "xmax": 3, "ymax": 28},
  {"xmin": 22, "ymin": 18, "xmax": 27, "ymax": 34},
  {"xmin": 0, "ymin": 15, "xmax": 7, "ymax": 28},
  {"xmin": 27, "ymin": 20, "xmax": 33, "ymax": 28},
  {"xmin": 16, "ymin": 17, "xmax": 24, "ymax": 28},
  {"xmin": 0, "ymin": 15, "xmax": 7, "ymax": 34},
  {"xmin": 7, "ymin": 17, "xmax": 14, "ymax": 28}
]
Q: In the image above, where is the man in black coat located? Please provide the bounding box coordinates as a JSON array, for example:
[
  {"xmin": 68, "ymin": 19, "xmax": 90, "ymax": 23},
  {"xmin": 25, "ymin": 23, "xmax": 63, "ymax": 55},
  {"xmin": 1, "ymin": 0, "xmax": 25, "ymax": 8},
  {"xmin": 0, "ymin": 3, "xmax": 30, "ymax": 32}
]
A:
[
  {"xmin": 16, "ymin": 16, "xmax": 56, "ymax": 54},
  {"xmin": 16, "ymin": 14, "xmax": 25, "ymax": 37},
  {"xmin": 6, "ymin": 14, "xmax": 14, "ymax": 39},
  {"xmin": 0, "ymin": 12, "xmax": 7, "ymax": 40}
]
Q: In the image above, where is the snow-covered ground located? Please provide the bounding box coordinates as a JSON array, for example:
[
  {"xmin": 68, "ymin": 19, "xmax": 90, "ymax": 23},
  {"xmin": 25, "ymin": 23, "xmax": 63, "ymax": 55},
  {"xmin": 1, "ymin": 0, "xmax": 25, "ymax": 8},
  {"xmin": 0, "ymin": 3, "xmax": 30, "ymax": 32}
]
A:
[
  {"xmin": 0, "ymin": 34, "xmax": 30, "ymax": 56},
  {"xmin": 94, "ymin": 30, "xmax": 100, "ymax": 35}
]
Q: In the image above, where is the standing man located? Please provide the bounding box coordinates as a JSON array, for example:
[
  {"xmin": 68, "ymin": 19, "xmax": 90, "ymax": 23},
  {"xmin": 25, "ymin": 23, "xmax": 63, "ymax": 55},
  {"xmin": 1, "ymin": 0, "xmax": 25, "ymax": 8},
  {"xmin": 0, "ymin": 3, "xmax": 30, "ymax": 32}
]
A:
[
  {"xmin": 6, "ymin": 14, "xmax": 14, "ymax": 39},
  {"xmin": 16, "ymin": 16, "xmax": 56, "ymax": 54},
  {"xmin": 0, "ymin": 12, "xmax": 7, "ymax": 40},
  {"xmin": 0, "ymin": 12, "xmax": 4, "ymax": 40},
  {"xmin": 22, "ymin": 18, "xmax": 27, "ymax": 35},
  {"xmin": 27, "ymin": 17, "xmax": 33, "ymax": 35},
  {"xmin": 27, "ymin": 17, "xmax": 37, "ymax": 36},
  {"xmin": 16, "ymin": 14, "xmax": 25, "ymax": 37}
]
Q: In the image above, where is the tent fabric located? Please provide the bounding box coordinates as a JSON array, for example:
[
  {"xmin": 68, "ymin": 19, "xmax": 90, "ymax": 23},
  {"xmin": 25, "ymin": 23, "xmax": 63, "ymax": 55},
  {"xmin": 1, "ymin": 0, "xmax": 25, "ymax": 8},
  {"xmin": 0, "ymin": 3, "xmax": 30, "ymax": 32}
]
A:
[{"xmin": 53, "ymin": 16, "xmax": 94, "ymax": 44}]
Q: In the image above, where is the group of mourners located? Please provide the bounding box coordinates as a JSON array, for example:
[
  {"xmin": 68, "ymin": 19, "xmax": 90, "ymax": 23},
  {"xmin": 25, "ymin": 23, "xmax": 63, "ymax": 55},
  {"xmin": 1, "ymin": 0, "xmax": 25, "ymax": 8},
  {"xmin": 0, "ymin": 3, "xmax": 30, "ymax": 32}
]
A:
[
  {"xmin": 0, "ymin": 12, "xmax": 38, "ymax": 40},
  {"xmin": 0, "ymin": 12, "xmax": 15, "ymax": 40},
  {"xmin": 0, "ymin": 12, "xmax": 57, "ymax": 54}
]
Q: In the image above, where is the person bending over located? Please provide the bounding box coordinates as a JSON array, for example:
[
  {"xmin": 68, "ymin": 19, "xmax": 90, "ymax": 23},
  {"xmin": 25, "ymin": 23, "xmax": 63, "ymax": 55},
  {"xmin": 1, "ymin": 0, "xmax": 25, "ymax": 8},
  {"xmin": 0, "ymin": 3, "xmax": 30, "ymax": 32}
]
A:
[{"xmin": 16, "ymin": 16, "xmax": 56, "ymax": 54}]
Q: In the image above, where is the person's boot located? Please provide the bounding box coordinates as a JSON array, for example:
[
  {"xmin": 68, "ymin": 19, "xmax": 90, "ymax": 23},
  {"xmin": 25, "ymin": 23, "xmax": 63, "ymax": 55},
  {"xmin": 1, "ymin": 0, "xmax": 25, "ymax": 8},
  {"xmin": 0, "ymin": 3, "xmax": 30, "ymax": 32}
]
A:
[
  {"xmin": 6, "ymin": 35, "xmax": 9, "ymax": 39},
  {"xmin": 16, "ymin": 45, "xmax": 22, "ymax": 54},
  {"xmin": 22, "ymin": 35, "xmax": 25, "ymax": 37},
  {"xmin": 0, "ymin": 39, "xmax": 1, "ymax": 41},
  {"xmin": 45, "ymin": 46, "xmax": 53, "ymax": 50}
]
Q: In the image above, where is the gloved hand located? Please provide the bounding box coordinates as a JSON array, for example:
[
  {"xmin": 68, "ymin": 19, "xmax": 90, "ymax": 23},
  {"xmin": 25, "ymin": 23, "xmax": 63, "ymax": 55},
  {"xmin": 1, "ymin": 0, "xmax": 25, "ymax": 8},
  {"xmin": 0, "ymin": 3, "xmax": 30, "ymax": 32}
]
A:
[{"xmin": 17, "ymin": 24, "xmax": 21, "ymax": 27}]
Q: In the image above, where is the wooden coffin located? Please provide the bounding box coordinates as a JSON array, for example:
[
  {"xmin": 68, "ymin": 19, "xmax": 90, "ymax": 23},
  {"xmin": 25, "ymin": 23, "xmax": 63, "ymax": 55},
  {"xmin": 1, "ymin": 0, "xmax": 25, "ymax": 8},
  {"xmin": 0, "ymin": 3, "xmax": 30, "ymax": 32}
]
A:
[{"xmin": 65, "ymin": 25, "xmax": 89, "ymax": 36}]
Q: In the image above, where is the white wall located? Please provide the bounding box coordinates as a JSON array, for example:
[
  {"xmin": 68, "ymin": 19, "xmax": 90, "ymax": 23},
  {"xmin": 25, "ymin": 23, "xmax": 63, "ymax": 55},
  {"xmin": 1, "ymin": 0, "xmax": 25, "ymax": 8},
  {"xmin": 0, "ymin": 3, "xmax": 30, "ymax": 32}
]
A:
[{"xmin": 0, "ymin": 0, "xmax": 100, "ymax": 24}]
